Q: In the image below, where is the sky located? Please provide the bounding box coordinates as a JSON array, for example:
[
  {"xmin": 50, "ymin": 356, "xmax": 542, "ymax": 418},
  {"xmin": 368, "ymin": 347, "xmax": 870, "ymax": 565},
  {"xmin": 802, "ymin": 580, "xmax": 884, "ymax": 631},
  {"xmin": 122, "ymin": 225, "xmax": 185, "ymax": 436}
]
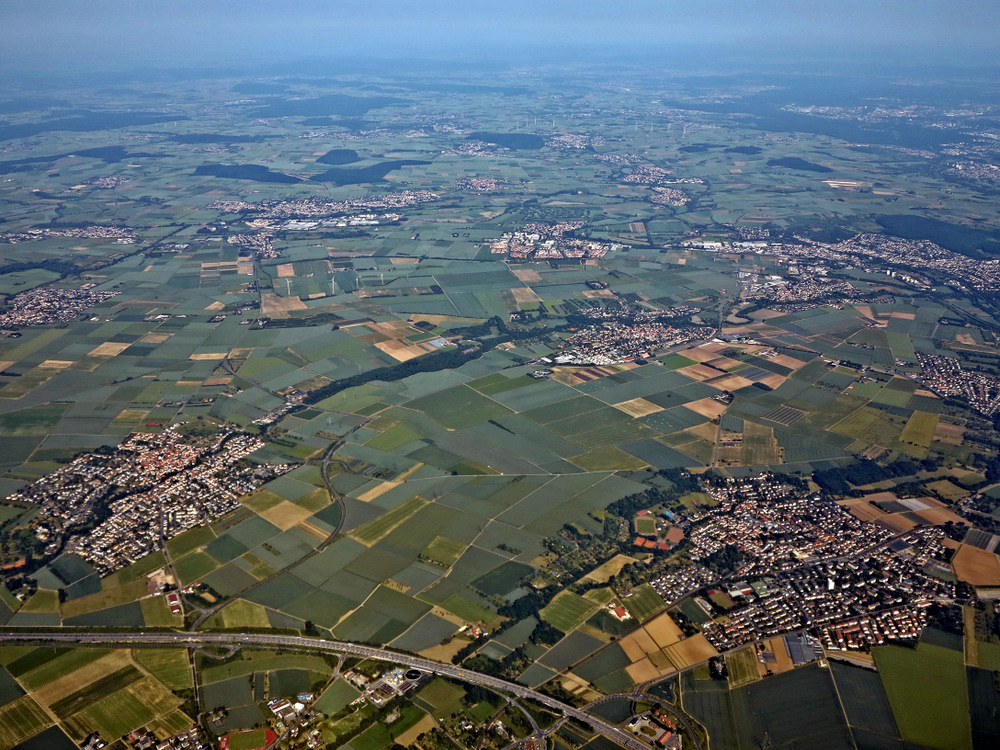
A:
[{"xmin": 4, "ymin": 0, "xmax": 1000, "ymax": 76}]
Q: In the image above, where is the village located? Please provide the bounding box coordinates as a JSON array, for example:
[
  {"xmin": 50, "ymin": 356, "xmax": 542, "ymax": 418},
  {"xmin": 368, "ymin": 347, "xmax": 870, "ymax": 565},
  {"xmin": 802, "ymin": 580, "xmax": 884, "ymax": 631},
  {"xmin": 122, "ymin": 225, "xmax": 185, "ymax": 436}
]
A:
[
  {"xmin": 205, "ymin": 190, "xmax": 438, "ymax": 220},
  {"xmin": 690, "ymin": 232, "xmax": 1000, "ymax": 293},
  {"xmin": 913, "ymin": 352, "xmax": 1000, "ymax": 417},
  {"xmin": 0, "ymin": 285, "xmax": 120, "ymax": 329}
]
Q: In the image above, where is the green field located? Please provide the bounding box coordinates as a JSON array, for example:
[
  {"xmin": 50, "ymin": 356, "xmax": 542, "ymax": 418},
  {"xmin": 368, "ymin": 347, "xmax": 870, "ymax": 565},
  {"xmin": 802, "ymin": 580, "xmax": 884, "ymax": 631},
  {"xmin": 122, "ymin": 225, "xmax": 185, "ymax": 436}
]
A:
[
  {"xmin": 541, "ymin": 591, "xmax": 600, "ymax": 632},
  {"xmin": 634, "ymin": 517, "xmax": 657, "ymax": 535},
  {"xmin": 874, "ymin": 644, "xmax": 972, "ymax": 750},
  {"xmin": 725, "ymin": 646, "xmax": 760, "ymax": 689},
  {"xmin": 422, "ymin": 536, "xmax": 467, "ymax": 567},
  {"xmin": 134, "ymin": 649, "xmax": 192, "ymax": 691},
  {"xmin": 0, "ymin": 695, "xmax": 52, "ymax": 748},
  {"xmin": 314, "ymin": 679, "xmax": 360, "ymax": 715},
  {"xmin": 416, "ymin": 678, "xmax": 466, "ymax": 717},
  {"xmin": 352, "ymin": 497, "xmax": 429, "ymax": 546},
  {"xmin": 408, "ymin": 385, "xmax": 514, "ymax": 429},
  {"xmin": 227, "ymin": 729, "xmax": 269, "ymax": 750},
  {"xmin": 0, "ymin": 402, "xmax": 71, "ymax": 436},
  {"xmin": 623, "ymin": 584, "xmax": 666, "ymax": 622}
]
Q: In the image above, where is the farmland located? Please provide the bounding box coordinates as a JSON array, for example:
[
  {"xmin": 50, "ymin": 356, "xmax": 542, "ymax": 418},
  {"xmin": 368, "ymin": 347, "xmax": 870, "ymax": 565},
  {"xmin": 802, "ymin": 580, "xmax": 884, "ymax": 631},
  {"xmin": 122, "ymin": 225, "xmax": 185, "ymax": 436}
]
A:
[
  {"xmin": 622, "ymin": 584, "xmax": 667, "ymax": 622},
  {"xmin": 0, "ymin": 647, "xmax": 190, "ymax": 748},
  {"xmin": 874, "ymin": 644, "xmax": 973, "ymax": 750},
  {"xmin": 541, "ymin": 592, "xmax": 600, "ymax": 632},
  {"xmin": 725, "ymin": 646, "xmax": 760, "ymax": 689},
  {"xmin": 0, "ymin": 39, "xmax": 998, "ymax": 750}
]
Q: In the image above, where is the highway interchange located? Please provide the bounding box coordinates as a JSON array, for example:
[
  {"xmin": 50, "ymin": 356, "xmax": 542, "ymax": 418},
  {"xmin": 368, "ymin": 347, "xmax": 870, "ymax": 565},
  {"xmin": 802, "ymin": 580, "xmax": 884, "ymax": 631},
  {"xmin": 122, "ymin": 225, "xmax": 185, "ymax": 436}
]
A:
[{"xmin": 0, "ymin": 629, "xmax": 701, "ymax": 750}]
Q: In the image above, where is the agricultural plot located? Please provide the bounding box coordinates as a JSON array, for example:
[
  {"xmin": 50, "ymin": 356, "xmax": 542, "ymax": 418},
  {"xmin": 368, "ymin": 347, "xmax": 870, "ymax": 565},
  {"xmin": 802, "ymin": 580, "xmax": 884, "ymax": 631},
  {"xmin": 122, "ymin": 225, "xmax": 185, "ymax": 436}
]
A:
[
  {"xmin": 874, "ymin": 644, "xmax": 972, "ymax": 750},
  {"xmin": 7, "ymin": 647, "xmax": 187, "ymax": 744},
  {"xmin": 900, "ymin": 410, "xmax": 938, "ymax": 448},
  {"xmin": 351, "ymin": 496, "xmax": 429, "ymax": 546},
  {"xmin": 0, "ymin": 68, "xmax": 997, "ymax": 749},
  {"xmin": 0, "ymin": 696, "xmax": 52, "ymax": 748},
  {"xmin": 622, "ymin": 584, "xmax": 666, "ymax": 622},
  {"xmin": 133, "ymin": 649, "xmax": 192, "ymax": 691},
  {"xmin": 968, "ymin": 667, "xmax": 1000, "ymax": 748},
  {"xmin": 725, "ymin": 646, "xmax": 760, "ymax": 689},
  {"xmin": 730, "ymin": 664, "xmax": 854, "ymax": 750},
  {"xmin": 829, "ymin": 661, "xmax": 902, "ymax": 745},
  {"xmin": 681, "ymin": 676, "xmax": 739, "ymax": 750},
  {"xmin": 406, "ymin": 385, "xmax": 513, "ymax": 429},
  {"xmin": 314, "ymin": 679, "xmax": 361, "ymax": 716}
]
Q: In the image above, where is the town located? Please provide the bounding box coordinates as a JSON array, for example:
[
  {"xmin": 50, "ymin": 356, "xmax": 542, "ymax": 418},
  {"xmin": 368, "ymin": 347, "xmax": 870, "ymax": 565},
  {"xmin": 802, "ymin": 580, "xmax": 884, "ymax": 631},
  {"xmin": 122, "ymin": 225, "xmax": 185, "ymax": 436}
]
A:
[
  {"xmin": 553, "ymin": 302, "xmax": 712, "ymax": 365},
  {"xmin": 699, "ymin": 232, "xmax": 1000, "ymax": 293},
  {"xmin": 488, "ymin": 222, "xmax": 621, "ymax": 260},
  {"xmin": 2, "ymin": 424, "xmax": 296, "ymax": 579},
  {"xmin": 644, "ymin": 474, "xmax": 958, "ymax": 653},
  {"xmin": 0, "ymin": 224, "xmax": 137, "ymax": 245}
]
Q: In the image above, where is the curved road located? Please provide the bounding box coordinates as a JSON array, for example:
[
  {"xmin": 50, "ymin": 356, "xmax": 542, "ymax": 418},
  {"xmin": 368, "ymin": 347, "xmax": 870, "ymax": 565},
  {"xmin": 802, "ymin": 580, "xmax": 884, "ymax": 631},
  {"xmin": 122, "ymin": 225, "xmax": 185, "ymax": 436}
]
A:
[
  {"xmin": 0, "ymin": 630, "xmax": 654, "ymax": 750},
  {"xmin": 189, "ymin": 428, "xmax": 363, "ymax": 630}
]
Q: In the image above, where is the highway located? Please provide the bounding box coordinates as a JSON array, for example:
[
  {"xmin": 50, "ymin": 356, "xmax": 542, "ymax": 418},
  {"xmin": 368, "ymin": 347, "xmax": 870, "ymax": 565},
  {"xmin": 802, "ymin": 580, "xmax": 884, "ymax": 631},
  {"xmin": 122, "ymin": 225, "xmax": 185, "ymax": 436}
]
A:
[{"xmin": 0, "ymin": 630, "xmax": 655, "ymax": 750}]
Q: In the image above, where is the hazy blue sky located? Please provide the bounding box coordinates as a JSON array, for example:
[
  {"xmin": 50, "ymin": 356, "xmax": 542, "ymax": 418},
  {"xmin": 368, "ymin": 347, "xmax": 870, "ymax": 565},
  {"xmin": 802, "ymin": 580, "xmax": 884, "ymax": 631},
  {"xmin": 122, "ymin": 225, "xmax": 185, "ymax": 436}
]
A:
[{"xmin": 4, "ymin": 0, "xmax": 1000, "ymax": 74}]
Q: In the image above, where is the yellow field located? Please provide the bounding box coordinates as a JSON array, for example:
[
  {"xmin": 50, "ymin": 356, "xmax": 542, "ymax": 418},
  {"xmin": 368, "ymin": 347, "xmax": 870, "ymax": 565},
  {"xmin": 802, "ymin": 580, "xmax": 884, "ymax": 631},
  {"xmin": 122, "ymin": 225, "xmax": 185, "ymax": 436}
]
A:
[
  {"xmin": 625, "ymin": 657, "xmax": 661, "ymax": 683},
  {"xmin": 900, "ymin": 411, "xmax": 938, "ymax": 448},
  {"xmin": 663, "ymin": 634, "xmax": 718, "ymax": 668},
  {"xmin": 0, "ymin": 696, "xmax": 51, "ymax": 748},
  {"xmin": 620, "ymin": 627, "xmax": 661, "ymax": 661},
  {"xmin": 683, "ymin": 397, "xmax": 728, "ymax": 419},
  {"xmin": 614, "ymin": 398, "xmax": 663, "ymax": 418},
  {"xmin": 260, "ymin": 292, "xmax": 307, "ymax": 318},
  {"xmin": 87, "ymin": 342, "xmax": 131, "ymax": 357},
  {"xmin": 31, "ymin": 650, "xmax": 131, "ymax": 705},
  {"xmin": 582, "ymin": 554, "xmax": 640, "ymax": 584},
  {"xmin": 356, "ymin": 480, "xmax": 401, "ymax": 503},
  {"xmin": 643, "ymin": 611, "xmax": 684, "ymax": 649},
  {"xmin": 258, "ymin": 500, "xmax": 313, "ymax": 530},
  {"xmin": 953, "ymin": 545, "xmax": 1000, "ymax": 586}
]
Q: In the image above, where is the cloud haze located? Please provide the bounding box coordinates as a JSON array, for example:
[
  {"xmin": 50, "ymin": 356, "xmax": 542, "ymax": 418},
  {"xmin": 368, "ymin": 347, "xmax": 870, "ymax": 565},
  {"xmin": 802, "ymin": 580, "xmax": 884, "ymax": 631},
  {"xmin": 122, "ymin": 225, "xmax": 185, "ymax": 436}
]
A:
[{"xmin": 3, "ymin": 0, "xmax": 998, "ymax": 74}]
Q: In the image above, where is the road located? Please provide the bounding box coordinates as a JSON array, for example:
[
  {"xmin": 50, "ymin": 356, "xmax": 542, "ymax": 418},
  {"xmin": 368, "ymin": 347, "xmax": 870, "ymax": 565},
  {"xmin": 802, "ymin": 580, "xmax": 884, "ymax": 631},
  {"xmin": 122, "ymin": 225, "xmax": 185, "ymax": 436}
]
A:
[
  {"xmin": 0, "ymin": 630, "xmax": 658, "ymax": 749},
  {"xmin": 189, "ymin": 430, "xmax": 359, "ymax": 629}
]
